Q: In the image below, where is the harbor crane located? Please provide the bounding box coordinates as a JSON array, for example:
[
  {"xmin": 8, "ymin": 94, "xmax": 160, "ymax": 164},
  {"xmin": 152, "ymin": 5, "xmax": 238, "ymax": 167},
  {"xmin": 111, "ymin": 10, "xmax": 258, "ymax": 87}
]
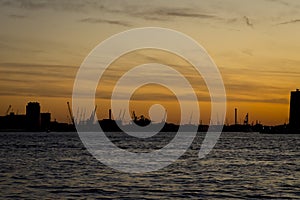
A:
[
  {"xmin": 67, "ymin": 102, "xmax": 75, "ymax": 126},
  {"xmin": 5, "ymin": 105, "xmax": 11, "ymax": 115},
  {"xmin": 88, "ymin": 105, "xmax": 97, "ymax": 124},
  {"xmin": 132, "ymin": 111, "xmax": 137, "ymax": 121},
  {"xmin": 162, "ymin": 109, "xmax": 167, "ymax": 123},
  {"xmin": 188, "ymin": 112, "xmax": 193, "ymax": 125},
  {"xmin": 244, "ymin": 113, "xmax": 249, "ymax": 125}
]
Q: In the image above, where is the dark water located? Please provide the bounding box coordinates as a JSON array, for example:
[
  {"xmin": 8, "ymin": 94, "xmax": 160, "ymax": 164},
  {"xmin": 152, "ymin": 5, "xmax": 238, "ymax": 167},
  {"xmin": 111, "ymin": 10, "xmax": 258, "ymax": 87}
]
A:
[{"xmin": 0, "ymin": 132, "xmax": 299, "ymax": 199}]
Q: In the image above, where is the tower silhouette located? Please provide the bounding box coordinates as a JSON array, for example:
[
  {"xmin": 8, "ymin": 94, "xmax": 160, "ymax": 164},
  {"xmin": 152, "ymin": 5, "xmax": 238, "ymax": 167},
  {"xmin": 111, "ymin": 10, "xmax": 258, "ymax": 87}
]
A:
[
  {"xmin": 289, "ymin": 89, "xmax": 300, "ymax": 129},
  {"xmin": 26, "ymin": 102, "xmax": 41, "ymax": 131}
]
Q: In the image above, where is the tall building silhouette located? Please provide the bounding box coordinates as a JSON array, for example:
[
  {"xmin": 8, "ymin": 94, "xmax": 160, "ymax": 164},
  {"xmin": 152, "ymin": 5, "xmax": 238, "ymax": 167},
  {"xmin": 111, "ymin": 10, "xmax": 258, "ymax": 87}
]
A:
[
  {"xmin": 26, "ymin": 102, "xmax": 41, "ymax": 131},
  {"xmin": 289, "ymin": 89, "xmax": 300, "ymax": 129}
]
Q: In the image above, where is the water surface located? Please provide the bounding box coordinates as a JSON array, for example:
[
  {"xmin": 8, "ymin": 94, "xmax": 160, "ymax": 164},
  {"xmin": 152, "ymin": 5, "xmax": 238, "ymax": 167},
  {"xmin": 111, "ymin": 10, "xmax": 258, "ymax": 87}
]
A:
[{"xmin": 0, "ymin": 132, "xmax": 299, "ymax": 199}]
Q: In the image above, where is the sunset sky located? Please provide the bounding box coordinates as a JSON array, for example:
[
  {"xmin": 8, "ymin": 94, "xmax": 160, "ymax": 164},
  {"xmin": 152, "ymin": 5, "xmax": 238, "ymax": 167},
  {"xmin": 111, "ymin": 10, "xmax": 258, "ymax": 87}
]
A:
[{"xmin": 0, "ymin": 0, "xmax": 300, "ymax": 125}]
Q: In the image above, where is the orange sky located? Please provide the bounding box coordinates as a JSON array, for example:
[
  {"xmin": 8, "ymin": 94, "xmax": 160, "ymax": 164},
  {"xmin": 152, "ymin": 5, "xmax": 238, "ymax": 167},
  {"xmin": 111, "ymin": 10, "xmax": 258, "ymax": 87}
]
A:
[{"xmin": 0, "ymin": 0, "xmax": 300, "ymax": 125}]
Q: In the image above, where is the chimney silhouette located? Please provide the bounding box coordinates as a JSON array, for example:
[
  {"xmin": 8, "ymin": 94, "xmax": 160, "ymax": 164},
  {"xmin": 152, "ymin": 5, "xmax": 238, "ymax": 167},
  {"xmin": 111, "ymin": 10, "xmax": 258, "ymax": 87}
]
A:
[{"xmin": 235, "ymin": 108, "xmax": 238, "ymax": 125}]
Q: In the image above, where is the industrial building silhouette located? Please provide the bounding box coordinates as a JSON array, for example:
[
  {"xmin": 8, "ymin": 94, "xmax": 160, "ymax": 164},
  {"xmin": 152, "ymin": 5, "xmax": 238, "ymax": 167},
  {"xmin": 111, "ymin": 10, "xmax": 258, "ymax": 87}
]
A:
[
  {"xmin": 289, "ymin": 89, "xmax": 300, "ymax": 129},
  {"xmin": 0, "ymin": 102, "xmax": 71, "ymax": 132}
]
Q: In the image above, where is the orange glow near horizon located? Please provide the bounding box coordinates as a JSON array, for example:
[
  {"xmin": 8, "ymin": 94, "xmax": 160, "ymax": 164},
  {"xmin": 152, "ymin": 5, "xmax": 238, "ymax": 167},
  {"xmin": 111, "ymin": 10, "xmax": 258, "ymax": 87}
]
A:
[{"xmin": 0, "ymin": 1, "xmax": 299, "ymax": 125}]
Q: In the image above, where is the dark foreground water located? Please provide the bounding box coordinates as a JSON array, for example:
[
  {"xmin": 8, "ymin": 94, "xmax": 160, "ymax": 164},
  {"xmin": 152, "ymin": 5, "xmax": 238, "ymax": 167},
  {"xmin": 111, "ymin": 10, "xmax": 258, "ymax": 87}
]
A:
[{"xmin": 0, "ymin": 132, "xmax": 299, "ymax": 199}]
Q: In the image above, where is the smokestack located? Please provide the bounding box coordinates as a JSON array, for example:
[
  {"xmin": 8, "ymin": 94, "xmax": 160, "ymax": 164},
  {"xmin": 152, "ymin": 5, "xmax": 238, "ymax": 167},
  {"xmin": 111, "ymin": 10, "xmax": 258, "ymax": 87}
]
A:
[
  {"xmin": 235, "ymin": 108, "xmax": 238, "ymax": 125},
  {"xmin": 109, "ymin": 109, "xmax": 112, "ymax": 120}
]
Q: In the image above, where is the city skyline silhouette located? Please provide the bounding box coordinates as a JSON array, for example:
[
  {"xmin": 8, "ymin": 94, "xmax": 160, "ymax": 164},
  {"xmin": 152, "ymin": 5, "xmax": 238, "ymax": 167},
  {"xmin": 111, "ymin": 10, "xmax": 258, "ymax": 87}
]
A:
[
  {"xmin": 0, "ymin": 1, "xmax": 300, "ymax": 125},
  {"xmin": 1, "ymin": 88, "xmax": 299, "ymax": 132}
]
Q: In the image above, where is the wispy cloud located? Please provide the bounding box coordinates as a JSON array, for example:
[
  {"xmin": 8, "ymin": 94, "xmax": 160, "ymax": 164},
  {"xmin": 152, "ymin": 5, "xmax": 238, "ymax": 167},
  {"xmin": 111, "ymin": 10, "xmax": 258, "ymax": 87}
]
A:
[
  {"xmin": 8, "ymin": 14, "xmax": 27, "ymax": 19},
  {"xmin": 0, "ymin": 64, "xmax": 76, "ymax": 81},
  {"xmin": 0, "ymin": 62, "xmax": 77, "ymax": 70},
  {"xmin": 0, "ymin": 0, "xmax": 225, "ymax": 25},
  {"xmin": 153, "ymin": 8, "xmax": 217, "ymax": 19},
  {"xmin": 0, "ymin": 0, "xmax": 90, "ymax": 12},
  {"xmin": 241, "ymin": 49, "xmax": 253, "ymax": 56},
  {"xmin": 264, "ymin": 0, "xmax": 291, "ymax": 7},
  {"xmin": 228, "ymin": 96, "xmax": 288, "ymax": 104},
  {"xmin": 0, "ymin": 62, "xmax": 77, "ymax": 97},
  {"xmin": 243, "ymin": 16, "xmax": 253, "ymax": 27},
  {"xmin": 277, "ymin": 19, "xmax": 300, "ymax": 25},
  {"xmin": 127, "ymin": 7, "xmax": 220, "ymax": 22},
  {"xmin": 79, "ymin": 18, "xmax": 131, "ymax": 27}
]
